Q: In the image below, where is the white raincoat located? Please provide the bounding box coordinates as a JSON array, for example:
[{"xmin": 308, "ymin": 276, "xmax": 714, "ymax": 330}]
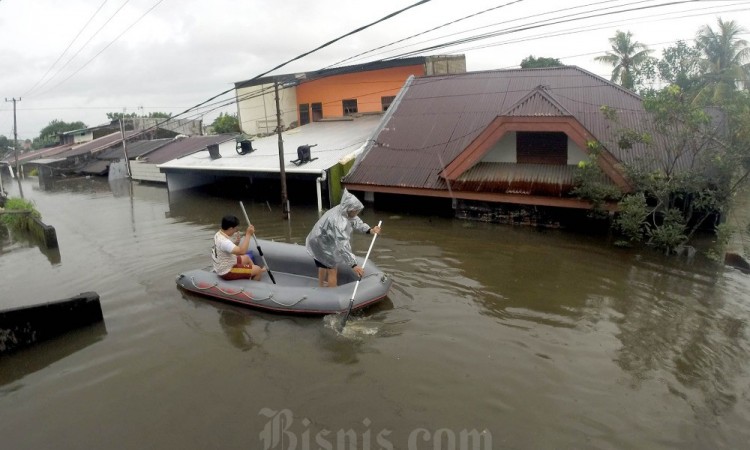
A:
[{"xmin": 306, "ymin": 190, "xmax": 372, "ymax": 268}]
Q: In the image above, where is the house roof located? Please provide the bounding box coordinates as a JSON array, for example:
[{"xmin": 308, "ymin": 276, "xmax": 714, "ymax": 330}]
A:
[
  {"xmin": 62, "ymin": 130, "xmax": 140, "ymax": 158},
  {"xmin": 96, "ymin": 138, "xmax": 172, "ymax": 160},
  {"xmin": 139, "ymin": 135, "xmax": 238, "ymax": 165},
  {"xmin": 343, "ymin": 66, "xmax": 656, "ymax": 193},
  {"xmin": 234, "ymin": 57, "xmax": 428, "ymax": 89},
  {"xmin": 158, "ymin": 115, "xmax": 382, "ymax": 175},
  {"xmin": 1, "ymin": 144, "xmax": 74, "ymax": 165}
]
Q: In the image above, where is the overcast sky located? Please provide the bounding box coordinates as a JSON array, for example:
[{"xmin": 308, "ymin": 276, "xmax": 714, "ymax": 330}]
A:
[{"xmin": 1, "ymin": 0, "xmax": 748, "ymax": 140}]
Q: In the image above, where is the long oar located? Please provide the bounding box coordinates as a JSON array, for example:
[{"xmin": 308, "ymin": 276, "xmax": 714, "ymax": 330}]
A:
[
  {"xmin": 239, "ymin": 201, "xmax": 276, "ymax": 284},
  {"xmin": 340, "ymin": 220, "xmax": 382, "ymax": 329}
]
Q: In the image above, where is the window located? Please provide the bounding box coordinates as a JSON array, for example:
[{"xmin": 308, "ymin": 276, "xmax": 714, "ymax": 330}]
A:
[
  {"xmin": 381, "ymin": 96, "xmax": 396, "ymax": 111},
  {"xmin": 299, "ymin": 104, "xmax": 310, "ymax": 126},
  {"xmin": 516, "ymin": 132, "xmax": 567, "ymax": 165},
  {"xmin": 342, "ymin": 99, "xmax": 358, "ymax": 115}
]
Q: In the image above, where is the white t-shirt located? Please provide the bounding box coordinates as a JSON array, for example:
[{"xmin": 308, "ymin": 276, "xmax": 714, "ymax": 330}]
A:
[{"xmin": 212, "ymin": 231, "xmax": 237, "ymax": 275}]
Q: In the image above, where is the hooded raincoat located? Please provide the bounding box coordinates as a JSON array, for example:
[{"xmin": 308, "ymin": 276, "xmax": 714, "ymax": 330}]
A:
[{"xmin": 306, "ymin": 190, "xmax": 371, "ymax": 268}]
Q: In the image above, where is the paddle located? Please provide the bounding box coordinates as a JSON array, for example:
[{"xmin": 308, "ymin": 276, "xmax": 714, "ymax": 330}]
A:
[
  {"xmin": 340, "ymin": 220, "xmax": 382, "ymax": 330},
  {"xmin": 239, "ymin": 201, "xmax": 277, "ymax": 284}
]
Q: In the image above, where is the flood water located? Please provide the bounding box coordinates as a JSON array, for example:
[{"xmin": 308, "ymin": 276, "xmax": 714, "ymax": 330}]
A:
[{"xmin": 1, "ymin": 176, "xmax": 749, "ymax": 450}]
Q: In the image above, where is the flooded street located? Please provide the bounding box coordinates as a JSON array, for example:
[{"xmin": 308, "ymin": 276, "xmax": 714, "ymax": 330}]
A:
[{"xmin": 1, "ymin": 176, "xmax": 750, "ymax": 449}]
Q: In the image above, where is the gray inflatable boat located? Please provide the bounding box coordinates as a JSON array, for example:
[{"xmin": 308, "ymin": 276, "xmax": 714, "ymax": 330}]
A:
[{"xmin": 176, "ymin": 239, "xmax": 392, "ymax": 314}]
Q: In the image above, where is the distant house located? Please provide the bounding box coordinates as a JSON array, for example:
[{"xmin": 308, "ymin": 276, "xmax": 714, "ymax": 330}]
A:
[
  {"xmin": 234, "ymin": 55, "xmax": 466, "ymax": 136},
  {"xmin": 343, "ymin": 66, "xmax": 664, "ymax": 224}
]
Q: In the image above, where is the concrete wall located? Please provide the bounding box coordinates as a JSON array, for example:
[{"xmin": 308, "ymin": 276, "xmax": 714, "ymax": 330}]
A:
[
  {"xmin": 236, "ymin": 83, "xmax": 298, "ymax": 136},
  {"xmin": 131, "ymin": 161, "xmax": 166, "ymax": 183}
]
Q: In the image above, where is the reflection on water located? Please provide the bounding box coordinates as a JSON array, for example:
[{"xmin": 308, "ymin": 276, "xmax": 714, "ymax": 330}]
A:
[
  {"xmin": 0, "ymin": 322, "xmax": 107, "ymax": 388},
  {"xmin": 0, "ymin": 176, "xmax": 749, "ymax": 449}
]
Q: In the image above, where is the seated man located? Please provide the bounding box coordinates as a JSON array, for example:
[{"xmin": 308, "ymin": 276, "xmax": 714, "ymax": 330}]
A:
[{"xmin": 212, "ymin": 215, "xmax": 265, "ymax": 281}]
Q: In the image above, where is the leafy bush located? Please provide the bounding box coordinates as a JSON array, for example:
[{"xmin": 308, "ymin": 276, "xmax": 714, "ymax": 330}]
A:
[{"xmin": 0, "ymin": 197, "xmax": 41, "ymax": 230}]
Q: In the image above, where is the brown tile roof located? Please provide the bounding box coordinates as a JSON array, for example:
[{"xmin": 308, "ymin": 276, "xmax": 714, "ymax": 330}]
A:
[{"xmin": 344, "ymin": 66, "xmax": 665, "ymax": 193}]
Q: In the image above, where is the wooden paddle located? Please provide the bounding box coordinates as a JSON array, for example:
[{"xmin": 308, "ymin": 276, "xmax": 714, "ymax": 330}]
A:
[
  {"xmin": 340, "ymin": 220, "xmax": 382, "ymax": 329},
  {"xmin": 239, "ymin": 201, "xmax": 276, "ymax": 284}
]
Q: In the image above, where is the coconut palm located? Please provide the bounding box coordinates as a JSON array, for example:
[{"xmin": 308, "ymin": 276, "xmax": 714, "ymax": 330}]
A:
[
  {"xmin": 595, "ymin": 30, "xmax": 652, "ymax": 90},
  {"xmin": 694, "ymin": 18, "xmax": 750, "ymax": 104}
]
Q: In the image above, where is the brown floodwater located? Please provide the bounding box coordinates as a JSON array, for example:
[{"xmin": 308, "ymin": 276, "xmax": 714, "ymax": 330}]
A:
[{"xmin": 1, "ymin": 176, "xmax": 749, "ymax": 449}]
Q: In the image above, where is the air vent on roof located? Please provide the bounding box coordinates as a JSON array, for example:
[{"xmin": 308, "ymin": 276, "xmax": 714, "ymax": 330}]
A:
[
  {"xmin": 290, "ymin": 144, "xmax": 319, "ymax": 166},
  {"xmin": 207, "ymin": 144, "xmax": 221, "ymax": 160},
  {"xmin": 236, "ymin": 139, "xmax": 254, "ymax": 155}
]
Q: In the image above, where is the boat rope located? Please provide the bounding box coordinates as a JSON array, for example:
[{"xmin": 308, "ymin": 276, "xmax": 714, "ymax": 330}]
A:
[{"xmin": 187, "ymin": 277, "xmax": 273, "ymax": 302}]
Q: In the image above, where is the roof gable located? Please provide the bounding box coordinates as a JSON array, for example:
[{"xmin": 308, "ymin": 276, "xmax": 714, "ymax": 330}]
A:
[{"xmin": 502, "ymin": 85, "xmax": 572, "ymax": 117}]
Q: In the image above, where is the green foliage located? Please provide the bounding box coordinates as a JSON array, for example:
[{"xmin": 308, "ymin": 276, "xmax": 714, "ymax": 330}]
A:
[
  {"xmin": 211, "ymin": 112, "xmax": 240, "ymax": 134},
  {"xmin": 32, "ymin": 119, "xmax": 88, "ymax": 149},
  {"xmin": 706, "ymin": 222, "xmax": 734, "ymax": 261},
  {"xmin": 0, "ymin": 197, "xmax": 41, "ymax": 230},
  {"xmin": 693, "ymin": 18, "xmax": 750, "ymax": 105},
  {"xmin": 147, "ymin": 112, "xmax": 172, "ymax": 118},
  {"xmin": 644, "ymin": 208, "xmax": 687, "ymax": 252},
  {"xmin": 594, "ymin": 30, "xmax": 653, "ymax": 90},
  {"xmin": 571, "ymin": 152, "xmax": 622, "ymax": 217},
  {"xmin": 520, "ymin": 55, "xmax": 563, "ymax": 68},
  {"xmin": 591, "ymin": 82, "xmax": 750, "ymax": 255},
  {"xmin": 106, "ymin": 112, "xmax": 138, "ymax": 121},
  {"xmin": 614, "ymin": 193, "xmax": 649, "ymax": 242}
]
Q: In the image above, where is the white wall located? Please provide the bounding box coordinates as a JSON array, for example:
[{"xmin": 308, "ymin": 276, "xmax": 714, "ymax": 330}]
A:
[
  {"xmin": 480, "ymin": 132, "xmax": 588, "ymax": 165},
  {"xmin": 481, "ymin": 132, "xmax": 516, "ymax": 163},
  {"xmin": 130, "ymin": 160, "xmax": 166, "ymax": 183},
  {"xmin": 236, "ymin": 83, "xmax": 298, "ymax": 136},
  {"xmin": 567, "ymin": 137, "xmax": 587, "ymax": 165}
]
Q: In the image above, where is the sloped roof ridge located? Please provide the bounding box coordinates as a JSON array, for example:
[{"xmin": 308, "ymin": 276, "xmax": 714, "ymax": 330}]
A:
[
  {"xmin": 502, "ymin": 85, "xmax": 573, "ymax": 117},
  {"xmin": 417, "ymin": 65, "xmax": 644, "ymax": 99}
]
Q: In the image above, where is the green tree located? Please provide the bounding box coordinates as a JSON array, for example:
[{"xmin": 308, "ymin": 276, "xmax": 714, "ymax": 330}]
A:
[
  {"xmin": 147, "ymin": 112, "xmax": 172, "ymax": 118},
  {"xmin": 520, "ymin": 55, "xmax": 563, "ymax": 68},
  {"xmin": 595, "ymin": 30, "xmax": 653, "ymax": 90},
  {"xmin": 694, "ymin": 18, "xmax": 750, "ymax": 104},
  {"xmin": 211, "ymin": 112, "xmax": 240, "ymax": 134},
  {"xmin": 33, "ymin": 119, "xmax": 87, "ymax": 149},
  {"xmin": 0, "ymin": 134, "xmax": 10, "ymax": 153},
  {"xmin": 106, "ymin": 112, "xmax": 138, "ymax": 121},
  {"xmin": 646, "ymin": 40, "xmax": 703, "ymax": 93},
  {"xmin": 575, "ymin": 85, "xmax": 750, "ymax": 253}
]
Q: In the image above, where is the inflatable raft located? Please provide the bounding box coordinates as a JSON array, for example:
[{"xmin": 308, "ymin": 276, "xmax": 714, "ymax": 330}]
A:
[{"xmin": 176, "ymin": 239, "xmax": 392, "ymax": 314}]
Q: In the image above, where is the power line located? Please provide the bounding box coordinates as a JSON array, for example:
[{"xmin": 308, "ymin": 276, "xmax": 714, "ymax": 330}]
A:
[
  {"xmin": 27, "ymin": 0, "xmax": 132, "ymax": 98},
  {"xmin": 21, "ymin": 0, "xmax": 110, "ymax": 98},
  {"xmin": 139, "ymin": 0, "xmax": 434, "ymax": 140}
]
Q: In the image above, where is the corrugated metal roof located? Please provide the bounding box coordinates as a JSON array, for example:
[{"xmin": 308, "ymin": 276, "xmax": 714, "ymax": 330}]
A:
[
  {"xmin": 344, "ymin": 66, "xmax": 672, "ymax": 191},
  {"xmin": 453, "ymin": 162, "xmax": 612, "ymax": 197},
  {"xmin": 140, "ymin": 135, "xmax": 238, "ymax": 165},
  {"xmin": 158, "ymin": 115, "xmax": 382, "ymax": 174},
  {"xmin": 1, "ymin": 144, "xmax": 74, "ymax": 164},
  {"xmin": 62, "ymin": 130, "xmax": 140, "ymax": 157},
  {"xmin": 96, "ymin": 138, "xmax": 172, "ymax": 160}
]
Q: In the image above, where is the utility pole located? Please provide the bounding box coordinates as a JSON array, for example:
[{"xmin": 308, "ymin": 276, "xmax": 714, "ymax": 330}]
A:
[
  {"xmin": 5, "ymin": 97, "xmax": 21, "ymax": 176},
  {"xmin": 275, "ymin": 81, "xmax": 289, "ymax": 220},
  {"xmin": 119, "ymin": 118, "xmax": 132, "ymax": 178}
]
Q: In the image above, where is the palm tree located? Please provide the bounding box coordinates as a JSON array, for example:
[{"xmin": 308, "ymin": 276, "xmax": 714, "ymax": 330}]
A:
[
  {"xmin": 595, "ymin": 30, "xmax": 652, "ymax": 90},
  {"xmin": 694, "ymin": 18, "xmax": 750, "ymax": 103}
]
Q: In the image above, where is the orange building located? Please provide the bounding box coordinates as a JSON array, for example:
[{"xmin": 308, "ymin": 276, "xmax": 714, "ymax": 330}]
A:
[
  {"xmin": 234, "ymin": 56, "xmax": 465, "ymax": 136},
  {"xmin": 296, "ymin": 64, "xmax": 424, "ymax": 123}
]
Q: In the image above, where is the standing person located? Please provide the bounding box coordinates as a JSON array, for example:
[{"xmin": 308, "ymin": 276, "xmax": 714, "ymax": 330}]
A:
[
  {"xmin": 212, "ymin": 215, "xmax": 266, "ymax": 281},
  {"xmin": 306, "ymin": 190, "xmax": 381, "ymax": 288}
]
